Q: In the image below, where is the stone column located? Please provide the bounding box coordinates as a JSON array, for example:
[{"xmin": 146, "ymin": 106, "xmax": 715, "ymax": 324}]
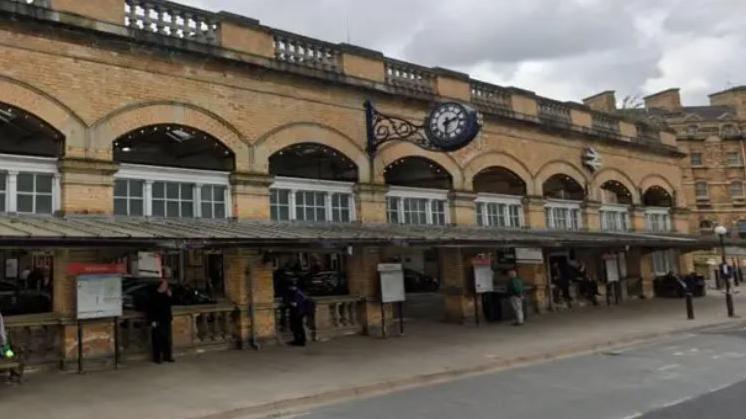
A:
[
  {"xmin": 356, "ymin": 183, "xmax": 388, "ymax": 224},
  {"xmin": 346, "ymin": 247, "xmax": 389, "ymax": 336},
  {"xmin": 58, "ymin": 158, "xmax": 119, "ymax": 215},
  {"xmin": 672, "ymin": 207, "xmax": 692, "ymax": 234},
  {"xmin": 231, "ymin": 172, "xmax": 272, "ymax": 220},
  {"xmin": 582, "ymin": 200, "xmax": 601, "ymax": 231},
  {"xmin": 224, "ymin": 249, "xmax": 275, "ymax": 346},
  {"xmin": 439, "ymin": 248, "xmax": 476, "ymax": 324},
  {"xmin": 516, "ymin": 262, "xmax": 548, "ymax": 313},
  {"xmin": 524, "ymin": 196, "xmax": 547, "ymax": 229},
  {"xmin": 630, "ymin": 206, "xmax": 647, "ymax": 232},
  {"xmin": 450, "ymin": 190, "xmax": 477, "ymax": 226}
]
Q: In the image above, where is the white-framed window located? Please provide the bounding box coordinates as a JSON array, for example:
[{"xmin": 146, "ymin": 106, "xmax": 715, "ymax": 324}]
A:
[
  {"xmin": 652, "ymin": 249, "xmax": 678, "ymax": 276},
  {"xmin": 600, "ymin": 205, "xmax": 630, "ymax": 232},
  {"xmin": 0, "ymin": 154, "xmax": 60, "ymax": 215},
  {"xmin": 726, "ymin": 151, "xmax": 742, "ymax": 167},
  {"xmin": 694, "ymin": 181, "xmax": 708, "ymax": 199},
  {"xmin": 269, "ymin": 177, "xmax": 355, "ymax": 223},
  {"xmin": 386, "ymin": 186, "xmax": 449, "ymax": 226},
  {"xmin": 114, "ymin": 163, "xmax": 231, "ymax": 218},
  {"xmin": 544, "ymin": 200, "xmax": 582, "ymax": 230},
  {"xmin": 475, "ymin": 194, "xmax": 523, "ymax": 228},
  {"xmin": 730, "ymin": 181, "xmax": 744, "ymax": 199},
  {"xmin": 114, "ymin": 178, "xmax": 145, "ymax": 216},
  {"xmin": 690, "ymin": 152, "xmax": 703, "ymax": 167},
  {"xmin": 645, "ymin": 208, "xmax": 672, "ymax": 232}
]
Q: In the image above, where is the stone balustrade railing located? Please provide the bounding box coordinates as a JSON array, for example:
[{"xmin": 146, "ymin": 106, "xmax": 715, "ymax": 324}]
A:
[
  {"xmin": 592, "ymin": 112, "xmax": 621, "ymax": 135},
  {"xmin": 471, "ymin": 81, "xmax": 512, "ymax": 113},
  {"xmin": 538, "ymin": 99, "xmax": 572, "ymax": 124},
  {"xmin": 273, "ymin": 30, "xmax": 341, "ymax": 73},
  {"xmin": 384, "ymin": 59, "xmax": 436, "ymax": 95},
  {"xmin": 125, "ymin": 0, "xmax": 220, "ymax": 45},
  {"xmin": 275, "ymin": 295, "xmax": 364, "ymax": 342},
  {"xmin": 5, "ymin": 314, "xmax": 61, "ymax": 367}
]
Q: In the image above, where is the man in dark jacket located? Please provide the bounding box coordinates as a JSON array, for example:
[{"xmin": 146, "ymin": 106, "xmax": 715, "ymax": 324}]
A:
[
  {"xmin": 284, "ymin": 281, "xmax": 312, "ymax": 346},
  {"xmin": 147, "ymin": 277, "xmax": 174, "ymax": 363}
]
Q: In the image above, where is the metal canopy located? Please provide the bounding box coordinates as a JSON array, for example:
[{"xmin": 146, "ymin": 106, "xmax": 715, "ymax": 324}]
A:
[{"xmin": 0, "ymin": 215, "xmax": 721, "ymax": 250}]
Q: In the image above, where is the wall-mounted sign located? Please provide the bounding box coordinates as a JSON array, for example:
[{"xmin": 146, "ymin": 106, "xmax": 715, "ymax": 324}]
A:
[
  {"xmin": 516, "ymin": 248, "xmax": 543, "ymax": 264},
  {"xmin": 378, "ymin": 263, "xmax": 406, "ymax": 303},
  {"xmin": 76, "ymin": 274, "xmax": 123, "ymax": 320},
  {"xmin": 137, "ymin": 252, "xmax": 162, "ymax": 278},
  {"xmin": 583, "ymin": 147, "xmax": 603, "ymax": 172},
  {"xmin": 472, "ymin": 256, "xmax": 494, "ymax": 294}
]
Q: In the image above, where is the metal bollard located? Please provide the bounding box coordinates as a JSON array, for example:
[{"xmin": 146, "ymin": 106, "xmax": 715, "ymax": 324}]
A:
[{"xmin": 685, "ymin": 292, "xmax": 694, "ymax": 320}]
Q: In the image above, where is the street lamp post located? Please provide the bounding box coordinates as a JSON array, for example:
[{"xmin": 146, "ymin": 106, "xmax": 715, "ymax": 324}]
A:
[{"xmin": 715, "ymin": 225, "xmax": 735, "ymax": 317}]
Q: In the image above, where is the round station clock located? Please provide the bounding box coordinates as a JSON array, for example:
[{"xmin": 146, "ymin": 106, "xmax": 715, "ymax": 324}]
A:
[{"xmin": 424, "ymin": 102, "xmax": 481, "ymax": 152}]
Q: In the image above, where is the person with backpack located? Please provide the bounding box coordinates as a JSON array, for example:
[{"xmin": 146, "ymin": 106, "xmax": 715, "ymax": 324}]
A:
[{"xmin": 507, "ymin": 270, "xmax": 525, "ymax": 326}]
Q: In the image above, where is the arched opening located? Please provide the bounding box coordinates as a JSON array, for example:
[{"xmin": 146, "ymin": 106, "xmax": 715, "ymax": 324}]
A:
[
  {"xmin": 114, "ymin": 124, "xmax": 234, "ymax": 171},
  {"xmin": 642, "ymin": 186, "xmax": 673, "ymax": 207},
  {"xmin": 600, "ymin": 180, "xmax": 633, "ymax": 205},
  {"xmin": 384, "ymin": 157, "xmax": 453, "ymax": 190},
  {"xmin": 268, "ymin": 142, "xmax": 358, "ymax": 182},
  {"xmin": 543, "ymin": 174, "xmax": 584, "ymax": 201},
  {"xmin": 473, "ymin": 167, "xmax": 526, "ymax": 228},
  {"xmin": 473, "ymin": 167, "xmax": 527, "ymax": 196},
  {"xmin": 0, "ymin": 103, "xmax": 64, "ymax": 316}
]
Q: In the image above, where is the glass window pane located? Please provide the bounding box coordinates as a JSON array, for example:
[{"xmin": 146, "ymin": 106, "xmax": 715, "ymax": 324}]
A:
[
  {"xmin": 153, "ymin": 182, "xmax": 165, "ymax": 198},
  {"xmin": 17, "ymin": 194, "xmax": 33, "ymax": 213},
  {"xmin": 114, "ymin": 179, "xmax": 127, "ymax": 197},
  {"xmin": 279, "ymin": 206, "xmax": 289, "ymax": 221},
  {"xmin": 215, "ymin": 204, "xmax": 225, "ymax": 219},
  {"xmin": 201, "ymin": 203, "xmax": 212, "ymax": 218},
  {"xmin": 130, "ymin": 180, "xmax": 144, "ymax": 197},
  {"xmin": 167, "ymin": 183, "xmax": 179, "ymax": 199},
  {"xmin": 181, "ymin": 202, "xmax": 193, "ymax": 218},
  {"xmin": 201, "ymin": 185, "xmax": 211, "ymax": 201},
  {"xmin": 17, "ymin": 173, "xmax": 33, "ymax": 192},
  {"xmin": 0, "ymin": 192, "xmax": 4, "ymax": 212},
  {"xmin": 316, "ymin": 208, "xmax": 325, "ymax": 221},
  {"xmin": 270, "ymin": 205, "xmax": 278, "ymax": 221},
  {"xmin": 36, "ymin": 175, "xmax": 53, "ymax": 193},
  {"xmin": 152, "ymin": 201, "xmax": 165, "ymax": 217},
  {"xmin": 0, "ymin": 173, "xmax": 5, "ymax": 191},
  {"xmin": 114, "ymin": 198, "xmax": 128, "ymax": 216},
  {"xmin": 306, "ymin": 207, "xmax": 314, "ymax": 221},
  {"xmin": 167, "ymin": 202, "xmax": 179, "ymax": 217},
  {"xmin": 181, "ymin": 184, "xmax": 193, "ymax": 200},
  {"xmin": 215, "ymin": 186, "xmax": 225, "ymax": 202},
  {"xmin": 130, "ymin": 199, "xmax": 144, "ymax": 216}
]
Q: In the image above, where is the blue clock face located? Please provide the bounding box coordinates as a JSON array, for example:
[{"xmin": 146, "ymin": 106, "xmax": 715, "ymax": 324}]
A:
[{"xmin": 425, "ymin": 102, "xmax": 480, "ymax": 151}]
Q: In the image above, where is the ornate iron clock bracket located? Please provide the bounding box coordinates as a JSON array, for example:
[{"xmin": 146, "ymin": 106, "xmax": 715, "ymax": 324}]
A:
[{"xmin": 365, "ymin": 100, "xmax": 442, "ymax": 158}]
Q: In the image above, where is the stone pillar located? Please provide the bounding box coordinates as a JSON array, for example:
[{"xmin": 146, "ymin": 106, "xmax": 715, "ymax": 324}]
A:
[
  {"xmin": 224, "ymin": 248, "xmax": 250, "ymax": 347},
  {"xmin": 58, "ymin": 158, "xmax": 119, "ymax": 215},
  {"xmin": 583, "ymin": 201, "xmax": 601, "ymax": 231},
  {"xmin": 524, "ymin": 196, "xmax": 547, "ymax": 229},
  {"xmin": 51, "ymin": 0, "xmax": 125, "ymax": 25},
  {"xmin": 231, "ymin": 172, "xmax": 272, "ymax": 220},
  {"xmin": 450, "ymin": 190, "xmax": 477, "ymax": 226},
  {"xmin": 218, "ymin": 14, "xmax": 275, "ymax": 59},
  {"xmin": 224, "ymin": 249, "xmax": 276, "ymax": 345},
  {"xmin": 356, "ymin": 183, "xmax": 388, "ymax": 224},
  {"xmin": 433, "ymin": 68, "xmax": 471, "ymax": 101},
  {"xmin": 439, "ymin": 248, "xmax": 476, "ymax": 324},
  {"xmin": 630, "ymin": 206, "xmax": 647, "ymax": 232},
  {"xmin": 516, "ymin": 262, "xmax": 548, "ymax": 313},
  {"xmin": 346, "ymin": 247, "xmax": 389, "ymax": 336},
  {"xmin": 637, "ymin": 250, "xmax": 656, "ymax": 298},
  {"xmin": 339, "ymin": 44, "xmax": 386, "ymax": 83},
  {"xmin": 672, "ymin": 207, "xmax": 691, "ymax": 234},
  {"xmin": 510, "ymin": 90, "xmax": 539, "ymax": 117}
]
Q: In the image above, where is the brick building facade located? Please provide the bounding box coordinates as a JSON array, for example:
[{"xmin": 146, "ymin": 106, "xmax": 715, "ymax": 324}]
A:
[{"xmin": 0, "ymin": 0, "xmax": 702, "ymax": 371}]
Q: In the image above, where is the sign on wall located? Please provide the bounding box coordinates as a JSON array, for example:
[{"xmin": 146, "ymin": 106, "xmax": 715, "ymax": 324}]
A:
[
  {"xmin": 137, "ymin": 252, "xmax": 162, "ymax": 278},
  {"xmin": 605, "ymin": 259, "xmax": 620, "ymax": 283},
  {"xmin": 515, "ymin": 248, "xmax": 543, "ymax": 264},
  {"xmin": 378, "ymin": 263, "xmax": 406, "ymax": 303},
  {"xmin": 76, "ymin": 274, "xmax": 123, "ymax": 320}
]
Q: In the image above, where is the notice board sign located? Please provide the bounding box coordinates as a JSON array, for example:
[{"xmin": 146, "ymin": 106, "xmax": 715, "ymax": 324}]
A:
[
  {"xmin": 515, "ymin": 248, "xmax": 543, "ymax": 264},
  {"xmin": 472, "ymin": 255, "xmax": 494, "ymax": 294},
  {"xmin": 137, "ymin": 252, "xmax": 162, "ymax": 278},
  {"xmin": 378, "ymin": 263, "xmax": 405, "ymax": 303},
  {"xmin": 605, "ymin": 259, "xmax": 620, "ymax": 283},
  {"xmin": 76, "ymin": 274, "xmax": 123, "ymax": 320}
]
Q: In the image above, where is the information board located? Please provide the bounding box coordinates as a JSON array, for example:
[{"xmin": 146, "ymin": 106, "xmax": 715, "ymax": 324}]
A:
[
  {"xmin": 515, "ymin": 248, "xmax": 543, "ymax": 264},
  {"xmin": 474, "ymin": 264, "xmax": 494, "ymax": 294},
  {"xmin": 605, "ymin": 259, "xmax": 620, "ymax": 283},
  {"xmin": 76, "ymin": 274, "xmax": 123, "ymax": 320},
  {"xmin": 378, "ymin": 263, "xmax": 405, "ymax": 303}
]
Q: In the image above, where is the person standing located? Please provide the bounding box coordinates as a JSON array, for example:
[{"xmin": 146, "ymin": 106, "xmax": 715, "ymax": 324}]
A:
[
  {"xmin": 507, "ymin": 270, "xmax": 525, "ymax": 326},
  {"xmin": 284, "ymin": 281, "xmax": 311, "ymax": 346},
  {"xmin": 147, "ymin": 276, "xmax": 174, "ymax": 364}
]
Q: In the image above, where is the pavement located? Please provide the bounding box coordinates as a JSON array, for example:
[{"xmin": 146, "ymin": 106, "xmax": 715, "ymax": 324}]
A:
[
  {"xmin": 2, "ymin": 292, "xmax": 745, "ymax": 419},
  {"xmin": 298, "ymin": 322, "xmax": 746, "ymax": 419}
]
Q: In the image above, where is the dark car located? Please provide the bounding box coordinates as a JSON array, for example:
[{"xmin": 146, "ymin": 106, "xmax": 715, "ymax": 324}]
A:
[
  {"xmin": 404, "ymin": 269, "xmax": 439, "ymax": 293},
  {"xmin": 654, "ymin": 273, "xmax": 706, "ymax": 298},
  {"xmin": 122, "ymin": 278, "xmax": 216, "ymax": 311},
  {"xmin": 0, "ymin": 279, "xmax": 52, "ymax": 315}
]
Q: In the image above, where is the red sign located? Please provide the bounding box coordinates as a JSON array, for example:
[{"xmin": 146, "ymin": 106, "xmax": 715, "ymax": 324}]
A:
[
  {"xmin": 66, "ymin": 263, "xmax": 126, "ymax": 276},
  {"xmin": 472, "ymin": 254, "xmax": 492, "ymax": 266}
]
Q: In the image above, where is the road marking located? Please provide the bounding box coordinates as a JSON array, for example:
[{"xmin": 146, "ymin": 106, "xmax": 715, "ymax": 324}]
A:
[
  {"xmin": 617, "ymin": 412, "xmax": 643, "ymax": 419},
  {"xmin": 656, "ymin": 364, "xmax": 680, "ymax": 372},
  {"xmin": 659, "ymin": 397, "xmax": 690, "ymax": 408}
]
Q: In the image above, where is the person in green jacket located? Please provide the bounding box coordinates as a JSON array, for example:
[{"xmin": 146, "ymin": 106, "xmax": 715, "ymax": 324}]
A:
[{"xmin": 507, "ymin": 270, "xmax": 525, "ymax": 326}]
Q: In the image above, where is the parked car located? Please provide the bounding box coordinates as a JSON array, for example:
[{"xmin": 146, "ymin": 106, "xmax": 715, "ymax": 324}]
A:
[
  {"xmin": 122, "ymin": 278, "xmax": 216, "ymax": 311},
  {"xmin": 273, "ymin": 269, "xmax": 347, "ymax": 297},
  {"xmin": 654, "ymin": 273, "xmax": 706, "ymax": 298},
  {"xmin": 0, "ymin": 279, "xmax": 52, "ymax": 315},
  {"xmin": 404, "ymin": 269, "xmax": 439, "ymax": 293}
]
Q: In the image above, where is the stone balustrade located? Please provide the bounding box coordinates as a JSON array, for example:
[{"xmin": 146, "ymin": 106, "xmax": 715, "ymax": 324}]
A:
[
  {"xmin": 538, "ymin": 99, "xmax": 572, "ymax": 125},
  {"xmin": 275, "ymin": 295, "xmax": 364, "ymax": 342},
  {"xmin": 471, "ymin": 81, "xmax": 512, "ymax": 114},
  {"xmin": 592, "ymin": 112, "xmax": 621, "ymax": 135},
  {"xmin": 273, "ymin": 30, "xmax": 341, "ymax": 72},
  {"xmin": 384, "ymin": 59, "xmax": 436, "ymax": 95},
  {"xmin": 4, "ymin": 314, "xmax": 61, "ymax": 368},
  {"xmin": 125, "ymin": 0, "xmax": 220, "ymax": 45}
]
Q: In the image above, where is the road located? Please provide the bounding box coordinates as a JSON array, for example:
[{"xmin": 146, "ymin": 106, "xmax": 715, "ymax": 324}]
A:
[{"xmin": 294, "ymin": 323, "xmax": 746, "ymax": 419}]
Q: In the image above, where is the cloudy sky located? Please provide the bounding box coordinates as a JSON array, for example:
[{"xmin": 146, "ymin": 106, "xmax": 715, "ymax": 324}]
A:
[{"xmin": 182, "ymin": 0, "xmax": 746, "ymax": 106}]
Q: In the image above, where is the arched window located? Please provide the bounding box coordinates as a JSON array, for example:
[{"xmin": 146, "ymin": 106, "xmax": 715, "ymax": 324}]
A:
[
  {"xmin": 642, "ymin": 186, "xmax": 673, "ymax": 232},
  {"xmin": 268, "ymin": 143, "xmax": 358, "ymax": 223},
  {"xmin": 112, "ymin": 124, "xmax": 235, "ymax": 218},
  {"xmin": 543, "ymin": 174, "xmax": 584, "ymax": 230},
  {"xmin": 385, "ymin": 157, "xmax": 452, "ymax": 226},
  {"xmin": 0, "ymin": 102, "xmax": 63, "ymax": 215},
  {"xmin": 473, "ymin": 167, "xmax": 526, "ymax": 228},
  {"xmin": 599, "ymin": 180, "xmax": 632, "ymax": 232}
]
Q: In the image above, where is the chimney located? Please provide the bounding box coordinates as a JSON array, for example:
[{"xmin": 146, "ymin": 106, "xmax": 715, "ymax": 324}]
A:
[
  {"xmin": 709, "ymin": 86, "xmax": 746, "ymax": 119},
  {"xmin": 643, "ymin": 88, "xmax": 681, "ymax": 111},
  {"xmin": 583, "ymin": 91, "xmax": 616, "ymax": 113}
]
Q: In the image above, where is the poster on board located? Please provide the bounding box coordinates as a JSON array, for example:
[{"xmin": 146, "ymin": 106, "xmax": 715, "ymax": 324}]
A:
[
  {"xmin": 515, "ymin": 248, "xmax": 543, "ymax": 264},
  {"xmin": 378, "ymin": 263, "xmax": 405, "ymax": 303},
  {"xmin": 76, "ymin": 274, "xmax": 123, "ymax": 320},
  {"xmin": 137, "ymin": 252, "xmax": 162, "ymax": 278},
  {"xmin": 472, "ymin": 255, "xmax": 494, "ymax": 294},
  {"xmin": 5, "ymin": 258, "xmax": 18, "ymax": 278},
  {"xmin": 605, "ymin": 258, "xmax": 620, "ymax": 283}
]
